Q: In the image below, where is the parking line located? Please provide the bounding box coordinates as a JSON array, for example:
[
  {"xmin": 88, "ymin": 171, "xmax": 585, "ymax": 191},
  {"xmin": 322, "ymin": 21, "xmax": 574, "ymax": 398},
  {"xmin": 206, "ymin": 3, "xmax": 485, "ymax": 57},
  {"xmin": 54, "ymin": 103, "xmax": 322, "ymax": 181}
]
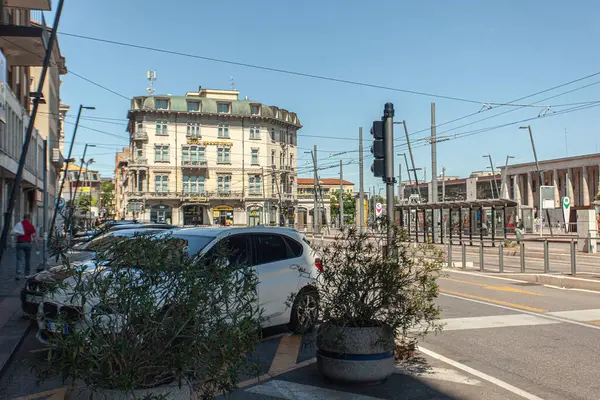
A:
[
  {"xmin": 441, "ymin": 277, "xmax": 543, "ymax": 296},
  {"xmin": 419, "ymin": 346, "xmax": 544, "ymax": 400},
  {"xmin": 268, "ymin": 334, "xmax": 302, "ymax": 375},
  {"xmin": 440, "ymin": 290, "xmax": 546, "ymax": 312},
  {"xmin": 11, "ymin": 387, "xmax": 66, "ymax": 400}
]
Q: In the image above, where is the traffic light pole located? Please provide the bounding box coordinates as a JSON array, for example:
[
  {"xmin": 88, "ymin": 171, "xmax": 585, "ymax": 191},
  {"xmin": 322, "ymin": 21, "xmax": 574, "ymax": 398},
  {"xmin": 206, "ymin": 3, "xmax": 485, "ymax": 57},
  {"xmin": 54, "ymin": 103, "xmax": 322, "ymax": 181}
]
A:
[{"xmin": 383, "ymin": 103, "xmax": 395, "ymax": 230}]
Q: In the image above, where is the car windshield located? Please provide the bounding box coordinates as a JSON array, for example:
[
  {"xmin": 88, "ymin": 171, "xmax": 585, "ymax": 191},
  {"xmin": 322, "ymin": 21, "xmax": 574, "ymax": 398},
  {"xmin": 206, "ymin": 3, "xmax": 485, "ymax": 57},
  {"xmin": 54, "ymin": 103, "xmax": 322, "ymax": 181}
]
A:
[
  {"xmin": 156, "ymin": 232, "xmax": 216, "ymax": 256},
  {"xmin": 78, "ymin": 230, "xmax": 162, "ymax": 252}
]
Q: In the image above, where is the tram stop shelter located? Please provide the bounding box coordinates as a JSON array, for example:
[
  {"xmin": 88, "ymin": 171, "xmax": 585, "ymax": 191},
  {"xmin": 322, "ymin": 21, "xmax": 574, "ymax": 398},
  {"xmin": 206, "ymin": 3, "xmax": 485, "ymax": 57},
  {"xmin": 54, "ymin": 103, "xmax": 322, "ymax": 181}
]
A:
[{"xmin": 395, "ymin": 199, "xmax": 519, "ymax": 246}]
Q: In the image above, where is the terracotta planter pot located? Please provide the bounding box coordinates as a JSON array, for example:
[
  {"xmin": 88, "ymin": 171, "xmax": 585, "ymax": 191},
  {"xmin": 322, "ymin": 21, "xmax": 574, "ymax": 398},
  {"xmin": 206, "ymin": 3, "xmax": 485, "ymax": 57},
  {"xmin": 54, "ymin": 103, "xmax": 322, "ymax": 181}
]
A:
[{"xmin": 316, "ymin": 322, "xmax": 395, "ymax": 384}]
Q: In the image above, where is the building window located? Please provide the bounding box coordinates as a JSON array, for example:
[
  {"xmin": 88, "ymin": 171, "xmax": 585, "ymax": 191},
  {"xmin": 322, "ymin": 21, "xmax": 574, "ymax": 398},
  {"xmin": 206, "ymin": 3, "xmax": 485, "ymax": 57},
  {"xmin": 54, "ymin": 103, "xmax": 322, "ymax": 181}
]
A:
[
  {"xmin": 217, "ymin": 103, "xmax": 230, "ymax": 114},
  {"xmin": 155, "ymin": 99, "xmax": 169, "ymax": 110},
  {"xmin": 155, "ymin": 145, "xmax": 169, "ymax": 162},
  {"xmin": 183, "ymin": 176, "xmax": 205, "ymax": 193},
  {"xmin": 218, "ymin": 124, "xmax": 229, "ymax": 138},
  {"xmin": 182, "ymin": 145, "xmax": 206, "ymax": 163},
  {"xmin": 135, "ymin": 142, "xmax": 143, "ymax": 158},
  {"xmin": 274, "ymin": 129, "xmax": 280, "ymax": 142},
  {"xmin": 217, "ymin": 147, "xmax": 231, "ymax": 163},
  {"xmin": 136, "ymin": 121, "xmax": 143, "ymax": 132},
  {"xmin": 249, "ymin": 125, "xmax": 260, "ymax": 139},
  {"xmin": 186, "ymin": 122, "xmax": 200, "ymax": 138},
  {"xmin": 187, "ymin": 102, "xmax": 200, "ymax": 112},
  {"xmin": 271, "ymin": 150, "xmax": 275, "ymax": 166},
  {"xmin": 218, "ymin": 175, "xmax": 231, "ymax": 193},
  {"xmin": 271, "ymin": 175, "xmax": 276, "ymax": 195},
  {"xmin": 280, "ymin": 152, "xmax": 284, "ymax": 168},
  {"xmin": 249, "ymin": 175, "xmax": 262, "ymax": 195},
  {"xmin": 155, "ymin": 175, "xmax": 168, "ymax": 192},
  {"xmin": 251, "ymin": 148, "xmax": 259, "ymax": 165},
  {"xmin": 251, "ymin": 105, "xmax": 260, "ymax": 116},
  {"xmin": 156, "ymin": 120, "xmax": 168, "ymax": 135},
  {"xmin": 290, "ymin": 153, "xmax": 294, "ymax": 167}
]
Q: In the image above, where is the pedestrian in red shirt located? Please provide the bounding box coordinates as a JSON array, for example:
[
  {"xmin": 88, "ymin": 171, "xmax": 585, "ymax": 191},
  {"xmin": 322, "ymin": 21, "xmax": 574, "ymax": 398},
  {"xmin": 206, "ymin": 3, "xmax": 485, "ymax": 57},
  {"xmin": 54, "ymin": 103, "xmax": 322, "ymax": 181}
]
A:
[{"xmin": 16, "ymin": 213, "xmax": 39, "ymax": 280}]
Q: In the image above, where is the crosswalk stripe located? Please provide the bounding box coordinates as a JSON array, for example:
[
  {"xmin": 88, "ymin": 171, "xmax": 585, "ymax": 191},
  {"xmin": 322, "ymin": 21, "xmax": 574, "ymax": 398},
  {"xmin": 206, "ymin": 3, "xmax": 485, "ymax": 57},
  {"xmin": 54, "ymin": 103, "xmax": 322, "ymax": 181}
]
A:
[
  {"xmin": 546, "ymin": 308, "xmax": 600, "ymax": 321},
  {"xmin": 269, "ymin": 334, "xmax": 302, "ymax": 375},
  {"xmin": 439, "ymin": 314, "xmax": 559, "ymax": 331},
  {"xmin": 396, "ymin": 365, "xmax": 481, "ymax": 385},
  {"xmin": 245, "ymin": 379, "xmax": 383, "ymax": 399}
]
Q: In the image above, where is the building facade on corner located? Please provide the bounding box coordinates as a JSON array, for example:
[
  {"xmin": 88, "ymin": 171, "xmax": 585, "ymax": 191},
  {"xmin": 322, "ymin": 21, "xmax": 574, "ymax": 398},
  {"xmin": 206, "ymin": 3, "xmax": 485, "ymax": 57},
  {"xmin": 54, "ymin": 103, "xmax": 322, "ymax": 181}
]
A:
[{"xmin": 122, "ymin": 87, "xmax": 300, "ymax": 226}]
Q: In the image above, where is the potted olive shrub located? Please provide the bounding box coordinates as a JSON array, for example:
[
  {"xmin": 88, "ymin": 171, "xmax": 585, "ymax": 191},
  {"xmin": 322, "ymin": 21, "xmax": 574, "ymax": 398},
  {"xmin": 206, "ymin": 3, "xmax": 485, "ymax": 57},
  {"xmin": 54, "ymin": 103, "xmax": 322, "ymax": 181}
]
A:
[
  {"xmin": 38, "ymin": 233, "xmax": 262, "ymax": 399},
  {"xmin": 294, "ymin": 221, "xmax": 443, "ymax": 384}
]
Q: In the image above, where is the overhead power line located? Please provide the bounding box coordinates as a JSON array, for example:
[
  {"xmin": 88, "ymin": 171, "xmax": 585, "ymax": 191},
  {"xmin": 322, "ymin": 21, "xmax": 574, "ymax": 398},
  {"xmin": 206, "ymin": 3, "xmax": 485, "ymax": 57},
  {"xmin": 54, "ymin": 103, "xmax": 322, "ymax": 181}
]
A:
[{"xmin": 59, "ymin": 31, "xmax": 483, "ymax": 104}]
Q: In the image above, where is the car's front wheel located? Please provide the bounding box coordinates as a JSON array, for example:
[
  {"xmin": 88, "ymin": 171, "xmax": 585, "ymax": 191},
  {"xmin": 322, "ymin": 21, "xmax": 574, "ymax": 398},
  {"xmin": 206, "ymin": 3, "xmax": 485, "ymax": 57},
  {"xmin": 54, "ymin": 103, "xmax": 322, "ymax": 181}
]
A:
[{"xmin": 289, "ymin": 288, "xmax": 319, "ymax": 333}]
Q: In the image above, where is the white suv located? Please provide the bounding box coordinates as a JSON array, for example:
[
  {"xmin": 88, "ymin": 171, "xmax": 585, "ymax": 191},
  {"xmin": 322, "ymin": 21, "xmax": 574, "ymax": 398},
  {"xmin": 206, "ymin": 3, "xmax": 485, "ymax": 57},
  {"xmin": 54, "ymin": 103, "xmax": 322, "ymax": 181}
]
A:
[{"xmin": 37, "ymin": 227, "xmax": 321, "ymax": 345}]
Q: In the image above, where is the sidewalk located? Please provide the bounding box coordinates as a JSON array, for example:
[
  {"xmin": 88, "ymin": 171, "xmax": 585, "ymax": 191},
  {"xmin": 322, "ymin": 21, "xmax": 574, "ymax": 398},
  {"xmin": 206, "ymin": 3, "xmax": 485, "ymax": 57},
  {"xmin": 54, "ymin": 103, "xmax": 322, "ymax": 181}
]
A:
[{"xmin": 0, "ymin": 248, "xmax": 40, "ymax": 378}]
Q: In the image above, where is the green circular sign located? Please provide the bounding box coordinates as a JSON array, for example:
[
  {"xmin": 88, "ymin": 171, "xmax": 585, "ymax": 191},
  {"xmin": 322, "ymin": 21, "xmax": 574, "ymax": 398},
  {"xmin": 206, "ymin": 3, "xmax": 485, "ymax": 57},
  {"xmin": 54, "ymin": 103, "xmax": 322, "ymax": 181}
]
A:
[{"xmin": 562, "ymin": 197, "xmax": 571, "ymax": 208}]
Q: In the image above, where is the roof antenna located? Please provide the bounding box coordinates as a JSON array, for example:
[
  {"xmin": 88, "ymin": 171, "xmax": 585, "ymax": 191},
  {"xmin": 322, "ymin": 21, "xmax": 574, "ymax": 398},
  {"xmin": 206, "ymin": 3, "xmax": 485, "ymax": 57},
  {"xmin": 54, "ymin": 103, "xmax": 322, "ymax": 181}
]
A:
[
  {"xmin": 229, "ymin": 76, "xmax": 235, "ymax": 90},
  {"xmin": 146, "ymin": 70, "xmax": 157, "ymax": 95}
]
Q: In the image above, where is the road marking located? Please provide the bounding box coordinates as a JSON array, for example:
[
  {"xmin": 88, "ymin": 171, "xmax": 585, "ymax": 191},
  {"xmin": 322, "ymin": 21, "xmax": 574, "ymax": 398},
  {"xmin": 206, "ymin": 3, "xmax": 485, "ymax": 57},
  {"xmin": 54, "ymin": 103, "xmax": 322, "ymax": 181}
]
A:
[
  {"xmin": 419, "ymin": 346, "xmax": 544, "ymax": 400},
  {"xmin": 440, "ymin": 292, "xmax": 600, "ymax": 331},
  {"xmin": 442, "ymin": 277, "xmax": 543, "ymax": 296},
  {"xmin": 586, "ymin": 320, "xmax": 600, "ymax": 326},
  {"xmin": 269, "ymin": 334, "xmax": 302, "ymax": 375},
  {"xmin": 546, "ymin": 308, "xmax": 600, "ymax": 321},
  {"xmin": 396, "ymin": 365, "xmax": 481, "ymax": 385},
  {"xmin": 11, "ymin": 388, "xmax": 66, "ymax": 400},
  {"xmin": 245, "ymin": 379, "xmax": 382, "ymax": 399},
  {"xmin": 440, "ymin": 290, "xmax": 546, "ymax": 312},
  {"xmin": 439, "ymin": 314, "xmax": 559, "ymax": 331}
]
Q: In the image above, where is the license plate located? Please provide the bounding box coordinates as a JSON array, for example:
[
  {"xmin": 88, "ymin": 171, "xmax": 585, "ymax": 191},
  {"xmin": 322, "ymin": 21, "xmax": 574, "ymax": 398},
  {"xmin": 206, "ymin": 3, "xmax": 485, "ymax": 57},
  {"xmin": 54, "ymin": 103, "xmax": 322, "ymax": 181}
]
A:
[
  {"xmin": 46, "ymin": 321, "xmax": 68, "ymax": 334},
  {"xmin": 25, "ymin": 294, "xmax": 42, "ymax": 303}
]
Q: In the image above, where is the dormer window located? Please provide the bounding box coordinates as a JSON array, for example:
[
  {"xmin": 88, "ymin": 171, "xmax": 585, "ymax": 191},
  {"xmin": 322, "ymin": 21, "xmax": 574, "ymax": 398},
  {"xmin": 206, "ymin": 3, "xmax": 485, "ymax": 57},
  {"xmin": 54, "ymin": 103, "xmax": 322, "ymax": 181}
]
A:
[
  {"xmin": 187, "ymin": 101, "xmax": 200, "ymax": 112},
  {"xmin": 155, "ymin": 99, "xmax": 169, "ymax": 110},
  {"xmin": 217, "ymin": 103, "xmax": 230, "ymax": 114},
  {"xmin": 250, "ymin": 104, "xmax": 260, "ymax": 116}
]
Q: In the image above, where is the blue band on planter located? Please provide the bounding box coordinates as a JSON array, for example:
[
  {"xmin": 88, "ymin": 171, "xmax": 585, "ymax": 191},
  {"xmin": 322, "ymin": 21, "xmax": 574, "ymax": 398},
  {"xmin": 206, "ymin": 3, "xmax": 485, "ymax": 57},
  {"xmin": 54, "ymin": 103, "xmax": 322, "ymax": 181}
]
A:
[{"xmin": 317, "ymin": 349, "xmax": 394, "ymax": 361}]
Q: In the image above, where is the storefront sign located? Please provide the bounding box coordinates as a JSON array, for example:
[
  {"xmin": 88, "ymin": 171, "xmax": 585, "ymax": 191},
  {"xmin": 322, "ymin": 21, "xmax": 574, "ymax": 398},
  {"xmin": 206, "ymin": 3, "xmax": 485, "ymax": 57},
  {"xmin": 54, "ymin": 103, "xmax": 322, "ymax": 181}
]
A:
[
  {"xmin": 202, "ymin": 141, "xmax": 233, "ymax": 146},
  {"xmin": 80, "ymin": 187, "xmax": 91, "ymax": 193},
  {"xmin": 187, "ymin": 197, "xmax": 209, "ymax": 203},
  {"xmin": 214, "ymin": 205, "xmax": 233, "ymax": 211}
]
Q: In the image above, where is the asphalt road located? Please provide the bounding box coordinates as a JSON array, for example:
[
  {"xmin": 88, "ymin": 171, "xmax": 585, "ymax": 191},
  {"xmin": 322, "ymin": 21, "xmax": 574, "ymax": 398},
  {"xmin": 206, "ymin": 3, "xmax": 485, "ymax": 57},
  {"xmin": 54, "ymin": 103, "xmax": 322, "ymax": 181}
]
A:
[
  {"xmin": 427, "ymin": 269, "xmax": 600, "ymax": 400},
  {"xmin": 4, "ymin": 269, "xmax": 600, "ymax": 399}
]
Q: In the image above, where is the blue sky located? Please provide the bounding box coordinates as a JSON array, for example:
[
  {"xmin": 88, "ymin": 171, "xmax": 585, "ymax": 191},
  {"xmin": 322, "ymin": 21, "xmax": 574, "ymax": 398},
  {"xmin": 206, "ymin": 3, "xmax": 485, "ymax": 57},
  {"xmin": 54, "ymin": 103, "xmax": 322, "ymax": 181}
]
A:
[{"xmin": 50, "ymin": 0, "xmax": 600, "ymax": 191}]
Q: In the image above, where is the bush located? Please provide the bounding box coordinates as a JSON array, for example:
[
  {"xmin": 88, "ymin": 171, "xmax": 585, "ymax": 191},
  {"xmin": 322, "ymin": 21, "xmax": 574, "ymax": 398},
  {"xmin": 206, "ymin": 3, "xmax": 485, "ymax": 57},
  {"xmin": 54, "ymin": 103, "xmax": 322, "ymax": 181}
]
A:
[
  {"xmin": 292, "ymin": 220, "xmax": 443, "ymax": 358},
  {"xmin": 39, "ymin": 232, "xmax": 262, "ymax": 399}
]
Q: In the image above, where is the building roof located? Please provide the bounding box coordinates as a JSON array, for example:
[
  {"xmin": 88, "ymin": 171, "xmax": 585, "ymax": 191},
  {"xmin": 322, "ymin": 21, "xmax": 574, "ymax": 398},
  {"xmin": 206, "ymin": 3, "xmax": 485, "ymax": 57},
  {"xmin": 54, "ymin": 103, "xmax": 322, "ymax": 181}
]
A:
[
  {"xmin": 498, "ymin": 153, "xmax": 600, "ymax": 170},
  {"xmin": 128, "ymin": 94, "xmax": 301, "ymax": 128},
  {"xmin": 64, "ymin": 163, "xmax": 98, "ymax": 173},
  {"xmin": 297, "ymin": 178, "xmax": 355, "ymax": 186}
]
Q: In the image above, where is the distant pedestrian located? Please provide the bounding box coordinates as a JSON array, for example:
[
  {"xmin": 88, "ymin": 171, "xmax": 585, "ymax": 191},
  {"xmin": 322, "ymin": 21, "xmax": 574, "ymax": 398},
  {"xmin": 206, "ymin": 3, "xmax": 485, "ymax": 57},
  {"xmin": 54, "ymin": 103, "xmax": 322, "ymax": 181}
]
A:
[{"xmin": 14, "ymin": 213, "xmax": 39, "ymax": 280}]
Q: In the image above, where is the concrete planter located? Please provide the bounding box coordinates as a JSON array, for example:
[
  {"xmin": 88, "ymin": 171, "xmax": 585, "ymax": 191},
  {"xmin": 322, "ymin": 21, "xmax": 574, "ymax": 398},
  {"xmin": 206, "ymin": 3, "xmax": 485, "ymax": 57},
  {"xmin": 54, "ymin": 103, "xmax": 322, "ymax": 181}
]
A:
[
  {"xmin": 316, "ymin": 322, "xmax": 395, "ymax": 384},
  {"xmin": 66, "ymin": 382, "xmax": 192, "ymax": 400}
]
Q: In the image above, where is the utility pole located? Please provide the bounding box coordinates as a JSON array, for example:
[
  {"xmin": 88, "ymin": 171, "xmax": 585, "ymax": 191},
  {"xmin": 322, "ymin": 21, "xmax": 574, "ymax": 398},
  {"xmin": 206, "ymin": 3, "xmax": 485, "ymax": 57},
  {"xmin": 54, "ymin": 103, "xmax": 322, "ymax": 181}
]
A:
[
  {"xmin": 441, "ymin": 167, "xmax": 446, "ymax": 202},
  {"xmin": 312, "ymin": 145, "xmax": 319, "ymax": 234},
  {"xmin": 42, "ymin": 139, "xmax": 48, "ymax": 270},
  {"xmin": 49, "ymin": 104, "xmax": 95, "ymax": 240},
  {"xmin": 0, "ymin": 0, "xmax": 64, "ymax": 264},
  {"xmin": 431, "ymin": 103, "xmax": 438, "ymax": 204},
  {"xmin": 402, "ymin": 121, "xmax": 421, "ymax": 198},
  {"xmin": 398, "ymin": 162, "xmax": 403, "ymax": 201},
  {"xmin": 484, "ymin": 154, "xmax": 500, "ymax": 199},
  {"xmin": 339, "ymin": 160, "xmax": 344, "ymax": 228},
  {"xmin": 430, "ymin": 103, "xmax": 439, "ymax": 242},
  {"xmin": 358, "ymin": 127, "xmax": 365, "ymax": 232},
  {"xmin": 66, "ymin": 144, "xmax": 95, "ymax": 235}
]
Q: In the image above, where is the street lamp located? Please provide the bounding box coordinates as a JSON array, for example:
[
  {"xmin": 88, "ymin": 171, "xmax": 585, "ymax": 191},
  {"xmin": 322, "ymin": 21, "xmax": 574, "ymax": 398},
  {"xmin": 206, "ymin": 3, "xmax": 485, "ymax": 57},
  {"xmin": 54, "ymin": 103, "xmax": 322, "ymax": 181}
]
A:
[
  {"xmin": 49, "ymin": 105, "xmax": 95, "ymax": 243},
  {"xmin": 483, "ymin": 155, "xmax": 500, "ymax": 199},
  {"xmin": 519, "ymin": 126, "xmax": 546, "ymax": 236}
]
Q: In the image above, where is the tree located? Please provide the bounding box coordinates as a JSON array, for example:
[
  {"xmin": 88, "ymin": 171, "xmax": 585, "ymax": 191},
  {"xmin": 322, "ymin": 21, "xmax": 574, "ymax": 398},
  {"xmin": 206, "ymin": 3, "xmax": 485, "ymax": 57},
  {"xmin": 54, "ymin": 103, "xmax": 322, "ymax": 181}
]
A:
[
  {"xmin": 330, "ymin": 192, "xmax": 356, "ymax": 224},
  {"xmin": 101, "ymin": 180, "xmax": 115, "ymax": 213},
  {"xmin": 77, "ymin": 194, "xmax": 97, "ymax": 214}
]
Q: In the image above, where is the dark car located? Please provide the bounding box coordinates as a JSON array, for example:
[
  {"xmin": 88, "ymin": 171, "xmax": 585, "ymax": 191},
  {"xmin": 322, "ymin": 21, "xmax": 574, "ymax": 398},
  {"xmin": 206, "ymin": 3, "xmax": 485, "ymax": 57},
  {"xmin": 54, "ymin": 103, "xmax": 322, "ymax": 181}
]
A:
[{"xmin": 21, "ymin": 227, "xmax": 173, "ymax": 317}]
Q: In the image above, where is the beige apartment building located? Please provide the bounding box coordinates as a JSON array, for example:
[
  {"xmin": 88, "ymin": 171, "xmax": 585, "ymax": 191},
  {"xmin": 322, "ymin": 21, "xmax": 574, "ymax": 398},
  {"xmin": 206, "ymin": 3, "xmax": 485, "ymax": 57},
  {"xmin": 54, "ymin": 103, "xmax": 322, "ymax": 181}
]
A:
[
  {"xmin": 114, "ymin": 147, "xmax": 129, "ymax": 219},
  {"xmin": 123, "ymin": 88, "xmax": 300, "ymax": 226},
  {"xmin": 296, "ymin": 178, "xmax": 355, "ymax": 228},
  {"xmin": 0, "ymin": 2, "xmax": 66, "ymax": 237}
]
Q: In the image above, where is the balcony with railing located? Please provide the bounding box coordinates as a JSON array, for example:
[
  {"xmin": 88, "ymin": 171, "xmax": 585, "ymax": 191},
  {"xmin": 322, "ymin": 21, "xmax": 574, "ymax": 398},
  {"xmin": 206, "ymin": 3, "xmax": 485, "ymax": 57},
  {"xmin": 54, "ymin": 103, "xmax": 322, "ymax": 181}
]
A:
[
  {"xmin": 181, "ymin": 159, "xmax": 208, "ymax": 168},
  {"xmin": 128, "ymin": 157, "xmax": 148, "ymax": 168},
  {"xmin": 5, "ymin": 0, "xmax": 51, "ymax": 11},
  {"xmin": 51, "ymin": 147, "xmax": 64, "ymax": 167},
  {"xmin": 126, "ymin": 191, "xmax": 145, "ymax": 199},
  {"xmin": 147, "ymin": 191, "xmax": 179, "ymax": 199},
  {"xmin": 212, "ymin": 190, "xmax": 243, "ymax": 199},
  {"xmin": 131, "ymin": 131, "xmax": 149, "ymax": 141},
  {"xmin": 0, "ymin": 9, "xmax": 49, "ymax": 67}
]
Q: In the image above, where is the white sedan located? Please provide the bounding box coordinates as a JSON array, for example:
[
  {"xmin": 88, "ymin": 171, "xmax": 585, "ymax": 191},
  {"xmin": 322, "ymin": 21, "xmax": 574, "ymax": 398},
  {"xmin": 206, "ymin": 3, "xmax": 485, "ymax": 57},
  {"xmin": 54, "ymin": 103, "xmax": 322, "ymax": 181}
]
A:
[{"xmin": 37, "ymin": 227, "xmax": 321, "ymax": 344}]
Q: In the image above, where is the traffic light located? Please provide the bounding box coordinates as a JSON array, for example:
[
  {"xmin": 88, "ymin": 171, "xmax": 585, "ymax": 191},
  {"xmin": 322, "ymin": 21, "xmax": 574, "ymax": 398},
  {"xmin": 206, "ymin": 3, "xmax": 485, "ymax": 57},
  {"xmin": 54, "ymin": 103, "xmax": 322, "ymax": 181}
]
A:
[{"xmin": 371, "ymin": 120, "xmax": 385, "ymax": 178}]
